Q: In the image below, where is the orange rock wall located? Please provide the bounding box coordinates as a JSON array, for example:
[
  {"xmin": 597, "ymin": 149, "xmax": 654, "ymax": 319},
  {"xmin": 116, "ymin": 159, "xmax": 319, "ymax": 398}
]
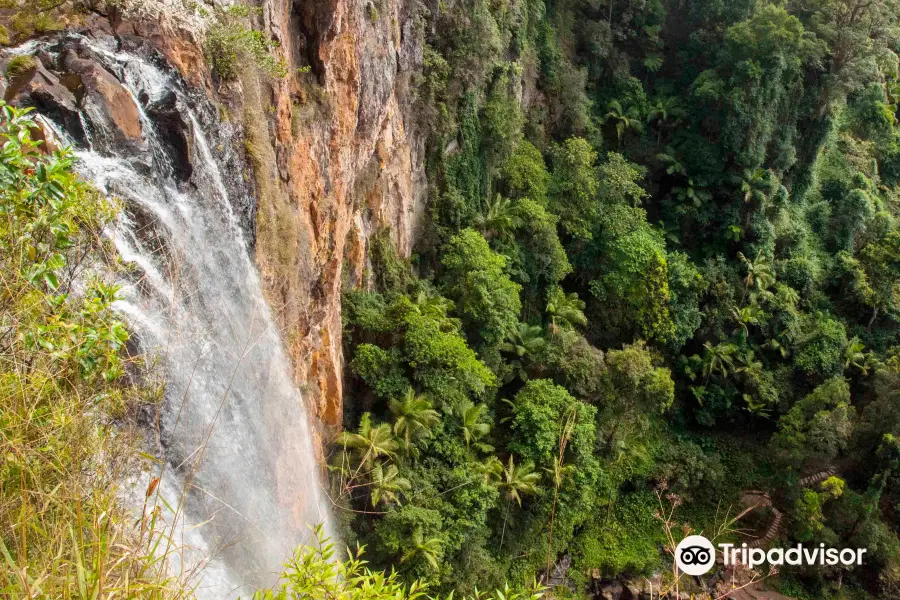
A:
[{"xmin": 141, "ymin": 0, "xmax": 426, "ymax": 437}]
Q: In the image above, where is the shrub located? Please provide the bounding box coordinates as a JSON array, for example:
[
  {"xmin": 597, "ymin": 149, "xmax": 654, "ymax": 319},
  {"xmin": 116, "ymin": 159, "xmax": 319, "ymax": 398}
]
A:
[
  {"xmin": 5, "ymin": 54, "xmax": 35, "ymax": 80},
  {"xmin": 0, "ymin": 104, "xmax": 176, "ymax": 596},
  {"xmin": 253, "ymin": 526, "xmax": 546, "ymax": 600},
  {"xmin": 206, "ymin": 4, "xmax": 287, "ymax": 80}
]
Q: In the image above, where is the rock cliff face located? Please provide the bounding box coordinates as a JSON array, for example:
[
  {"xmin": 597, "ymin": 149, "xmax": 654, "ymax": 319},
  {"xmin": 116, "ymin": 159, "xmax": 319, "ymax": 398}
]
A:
[
  {"xmin": 244, "ymin": 0, "xmax": 427, "ymax": 433},
  {"xmin": 55, "ymin": 1, "xmax": 427, "ymax": 437}
]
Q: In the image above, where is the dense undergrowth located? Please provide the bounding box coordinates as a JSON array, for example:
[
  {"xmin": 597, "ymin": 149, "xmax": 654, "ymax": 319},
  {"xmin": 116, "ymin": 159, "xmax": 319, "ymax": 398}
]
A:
[
  {"xmin": 334, "ymin": 1, "xmax": 900, "ymax": 598},
  {"xmin": 0, "ymin": 105, "xmax": 183, "ymax": 597}
]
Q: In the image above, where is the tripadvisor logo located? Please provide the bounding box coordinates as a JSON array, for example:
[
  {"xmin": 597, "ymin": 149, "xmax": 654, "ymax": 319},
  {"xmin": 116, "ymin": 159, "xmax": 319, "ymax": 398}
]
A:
[
  {"xmin": 675, "ymin": 535, "xmax": 867, "ymax": 576},
  {"xmin": 675, "ymin": 535, "xmax": 716, "ymax": 576}
]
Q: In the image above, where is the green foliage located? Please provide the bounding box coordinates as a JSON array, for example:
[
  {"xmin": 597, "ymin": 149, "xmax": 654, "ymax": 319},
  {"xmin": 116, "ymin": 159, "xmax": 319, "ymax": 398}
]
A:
[
  {"xmin": 598, "ymin": 342, "xmax": 674, "ymax": 449},
  {"xmin": 508, "ymin": 380, "xmax": 597, "ymax": 471},
  {"xmin": 589, "ymin": 222, "xmax": 674, "ymax": 342},
  {"xmin": 506, "ymin": 198, "xmax": 571, "ymax": 290},
  {"xmin": 206, "ymin": 4, "xmax": 287, "ymax": 80},
  {"xmin": 403, "ymin": 307, "xmax": 497, "ymax": 401},
  {"xmin": 441, "ymin": 229, "xmax": 522, "ymax": 357},
  {"xmin": 856, "ymin": 230, "xmax": 900, "ymax": 324},
  {"xmin": 571, "ymin": 491, "xmax": 665, "ymax": 579},
  {"xmin": 352, "ymin": 344, "xmax": 409, "ymax": 399},
  {"xmin": 792, "ymin": 313, "xmax": 849, "ymax": 378},
  {"xmin": 546, "ymin": 287, "xmax": 587, "ymax": 332},
  {"xmin": 0, "ymin": 104, "xmax": 175, "ymax": 597},
  {"xmin": 773, "ymin": 377, "xmax": 855, "ymax": 471},
  {"xmin": 390, "ymin": 388, "xmax": 440, "ymax": 456},
  {"xmin": 345, "ymin": 290, "xmax": 495, "ymax": 408},
  {"xmin": 548, "ymin": 138, "xmax": 598, "ymax": 240},
  {"xmin": 501, "ymin": 141, "xmax": 550, "ymax": 204},
  {"xmin": 793, "ymin": 489, "xmax": 826, "ymax": 542},
  {"xmin": 541, "ymin": 331, "xmax": 606, "ymax": 401},
  {"xmin": 501, "ymin": 322, "xmax": 546, "ymax": 381},
  {"xmin": 5, "ymin": 54, "xmax": 34, "ymax": 80},
  {"xmin": 702, "ymin": 4, "xmax": 821, "ymax": 170},
  {"xmin": 5, "ymin": 0, "xmax": 66, "ymax": 42},
  {"xmin": 482, "ymin": 72, "xmax": 524, "ymax": 163},
  {"xmin": 254, "ymin": 526, "xmax": 546, "ymax": 600},
  {"xmin": 372, "ymin": 228, "xmax": 414, "ymax": 293},
  {"xmin": 340, "ymin": 413, "xmax": 400, "ymax": 472},
  {"xmin": 338, "ymin": 0, "xmax": 900, "ymax": 594},
  {"xmin": 666, "ymin": 251, "xmax": 706, "ymax": 350}
]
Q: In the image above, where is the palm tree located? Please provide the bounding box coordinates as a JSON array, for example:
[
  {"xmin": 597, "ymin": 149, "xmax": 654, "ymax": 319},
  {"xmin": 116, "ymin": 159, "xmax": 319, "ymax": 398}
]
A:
[
  {"xmin": 643, "ymin": 53, "xmax": 664, "ymax": 73},
  {"xmin": 545, "ymin": 409, "xmax": 576, "ymax": 576},
  {"xmin": 844, "ymin": 336, "xmax": 869, "ymax": 374},
  {"xmin": 546, "ymin": 287, "xmax": 587, "ymax": 331},
  {"xmin": 603, "ymin": 100, "xmax": 642, "ymax": 148},
  {"xmin": 736, "ymin": 168, "xmax": 770, "ymax": 204},
  {"xmin": 737, "ymin": 251, "xmax": 775, "ymax": 299},
  {"xmin": 764, "ymin": 336, "xmax": 789, "ymax": 359},
  {"xmin": 400, "ymin": 527, "xmax": 442, "ymax": 570},
  {"xmin": 646, "ymin": 97, "xmax": 684, "ymax": 148},
  {"xmin": 775, "ymin": 284, "xmax": 800, "ymax": 308},
  {"xmin": 389, "ymin": 388, "xmax": 439, "ymax": 457},
  {"xmin": 673, "ymin": 177, "xmax": 711, "ymax": 207},
  {"xmin": 657, "ymin": 148, "xmax": 687, "ymax": 176},
  {"xmin": 454, "ymin": 399, "xmax": 493, "ymax": 452},
  {"xmin": 731, "ymin": 304, "xmax": 763, "ymax": 339},
  {"xmin": 886, "ymin": 80, "xmax": 900, "ymax": 107},
  {"xmin": 497, "ymin": 455, "xmax": 541, "ymax": 551},
  {"xmin": 412, "ymin": 290, "xmax": 456, "ymax": 324},
  {"xmin": 702, "ymin": 341, "xmax": 737, "ymax": 384},
  {"xmin": 370, "ymin": 462, "xmax": 411, "ymax": 507},
  {"xmin": 339, "ymin": 413, "xmax": 399, "ymax": 474},
  {"xmin": 657, "ymin": 148, "xmax": 711, "ymax": 207},
  {"xmin": 502, "ymin": 322, "xmax": 547, "ymax": 381},
  {"xmin": 474, "ymin": 194, "xmax": 521, "ymax": 243},
  {"xmin": 502, "ymin": 323, "xmax": 547, "ymax": 358},
  {"xmin": 735, "ymin": 349, "xmax": 771, "ymax": 416},
  {"xmin": 475, "ymin": 455, "xmax": 503, "ymax": 484}
]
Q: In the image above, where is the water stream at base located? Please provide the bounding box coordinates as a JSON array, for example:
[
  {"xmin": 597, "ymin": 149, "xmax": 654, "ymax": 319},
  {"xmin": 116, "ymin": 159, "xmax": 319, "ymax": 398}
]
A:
[{"xmin": 28, "ymin": 35, "xmax": 334, "ymax": 598}]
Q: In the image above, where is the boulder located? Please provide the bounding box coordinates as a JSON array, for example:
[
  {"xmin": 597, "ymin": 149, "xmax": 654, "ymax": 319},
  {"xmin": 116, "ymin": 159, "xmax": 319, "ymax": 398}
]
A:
[
  {"xmin": 6, "ymin": 61, "xmax": 87, "ymax": 146},
  {"xmin": 3, "ymin": 57, "xmax": 39, "ymax": 101},
  {"xmin": 598, "ymin": 581, "xmax": 624, "ymax": 600},
  {"xmin": 32, "ymin": 114, "xmax": 64, "ymax": 154},
  {"xmin": 145, "ymin": 88, "xmax": 193, "ymax": 181},
  {"xmin": 60, "ymin": 48, "xmax": 143, "ymax": 146}
]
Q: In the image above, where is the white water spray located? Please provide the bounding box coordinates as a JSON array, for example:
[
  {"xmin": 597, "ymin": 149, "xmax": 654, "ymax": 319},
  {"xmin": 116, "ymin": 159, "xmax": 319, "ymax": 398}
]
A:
[{"xmin": 30, "ymin": 35, "xmax": 333, "ymax": 598}]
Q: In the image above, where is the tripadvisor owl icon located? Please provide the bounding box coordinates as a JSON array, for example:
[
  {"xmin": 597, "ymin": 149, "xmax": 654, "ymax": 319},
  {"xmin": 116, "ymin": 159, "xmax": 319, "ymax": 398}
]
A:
[{"xmin": 675, "ymin": 535, "xmax": 716, "ymax": 576}]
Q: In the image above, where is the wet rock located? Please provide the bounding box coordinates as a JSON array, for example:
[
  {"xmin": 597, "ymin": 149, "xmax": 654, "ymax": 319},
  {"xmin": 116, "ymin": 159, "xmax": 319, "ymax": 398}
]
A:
[
  {"xmin": 3, "ymin": 57, "xmax": 39, "ymax": 100},
  {"xmin": 108, "ymin": 4, "xmax": 137, "ymax": 37},
  {"xmin": 31, "ymin": 114, "xmax": 64, "ymax": 154},
  {"xmin": 6, "ymin": 61, "xmax": 87, "ymax": 146},
  {"xmin": 61, "ymin": 48, "xmax": 143, "ymax": 147},
  {"xmin": 145, "ymin": 88, "xmax": 193, "ymax": 182},
  {"xmin": 598, "ymin": 581, "xmax": 624, "ymax": 600},
  {"xmin": 129, "ymin": 21, "xmax": 208, "ymax": 90},
  {"xmin": 543, "ymin": 554, "xmax": 574, "ymax": 590},
  {"xmin": 80, "ymin": 11, "xmax": 115, "ymax": 37}
]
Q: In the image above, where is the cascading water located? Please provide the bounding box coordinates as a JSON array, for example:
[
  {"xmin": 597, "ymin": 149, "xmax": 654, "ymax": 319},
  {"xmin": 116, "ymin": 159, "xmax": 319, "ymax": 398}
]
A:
[{"xmin": 21, "ymin": 35, "xmax": 333, "ymax": 598}]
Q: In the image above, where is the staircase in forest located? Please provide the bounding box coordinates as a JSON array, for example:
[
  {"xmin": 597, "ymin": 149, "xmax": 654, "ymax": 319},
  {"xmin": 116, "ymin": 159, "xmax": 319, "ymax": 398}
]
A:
[
  {"xmin": 741, "ymin": 467, "xmax": 838, "ymax": 549},
  {"xmin": 798, "ymin": 468, "xmax": 837, "ymax": 487}
]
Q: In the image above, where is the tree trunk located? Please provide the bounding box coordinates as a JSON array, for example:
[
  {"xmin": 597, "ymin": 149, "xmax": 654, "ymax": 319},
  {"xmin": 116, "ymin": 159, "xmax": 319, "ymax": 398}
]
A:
[
  {"xmin": 500, "ymin": 498, "xmax": 511, "ymax": 552},
  {"xmin": 546, "ymin": 486, "xmax": 560, "ymax": 576}
]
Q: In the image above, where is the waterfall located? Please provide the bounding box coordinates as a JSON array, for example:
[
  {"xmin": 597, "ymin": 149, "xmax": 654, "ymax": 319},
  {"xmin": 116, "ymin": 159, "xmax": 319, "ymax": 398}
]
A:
[{"xmin": 20, "ymin": 35, "xmax": 334, "ymax": 598}]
